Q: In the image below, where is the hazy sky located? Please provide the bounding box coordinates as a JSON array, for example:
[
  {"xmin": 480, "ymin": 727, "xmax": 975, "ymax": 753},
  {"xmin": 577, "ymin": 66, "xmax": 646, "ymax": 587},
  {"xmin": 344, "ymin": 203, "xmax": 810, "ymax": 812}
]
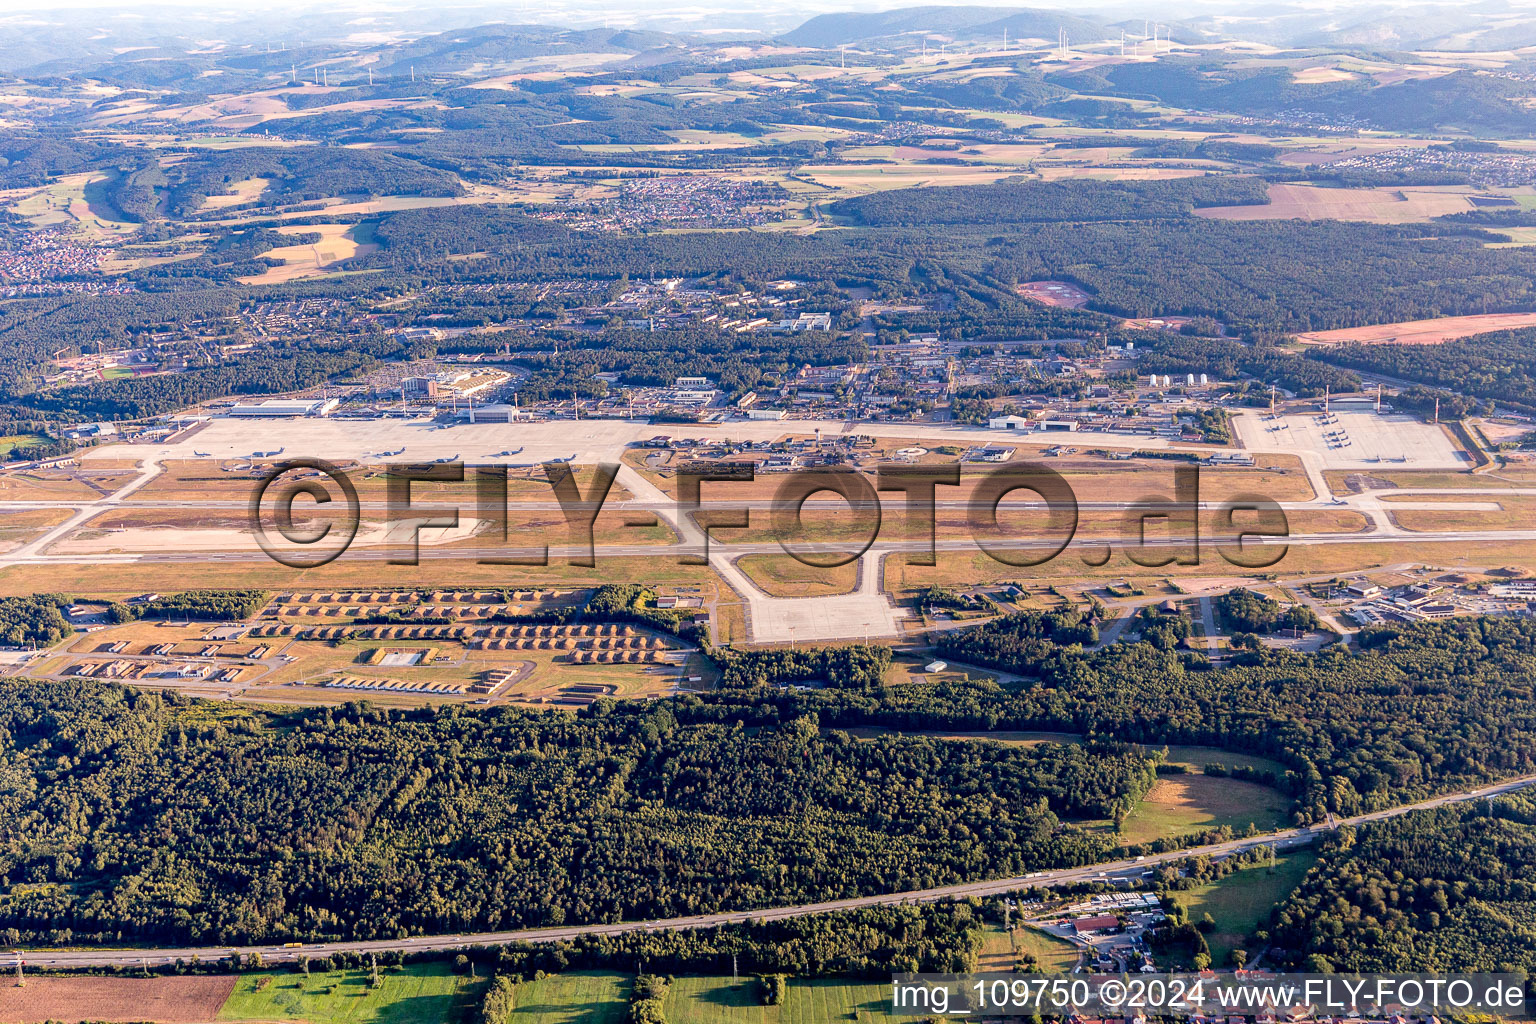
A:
[{"xmin": 1, "ymin": 0, "xmax": 1461, "ymax": 11}]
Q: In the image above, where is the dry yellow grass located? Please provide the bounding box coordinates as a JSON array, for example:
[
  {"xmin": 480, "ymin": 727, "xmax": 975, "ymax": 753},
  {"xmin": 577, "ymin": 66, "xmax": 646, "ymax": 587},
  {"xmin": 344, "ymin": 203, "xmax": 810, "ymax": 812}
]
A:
[
  {"xmin": 736, "ymin": 553, "xmax": 858, "ymax": 596},
  {"xmin": 884, "ymin": 537, "xmax": 1536, "ymax": 590},
  {"xmin": 0, "ymin": 507, "xmax": 77, "ymax": 552},
  {"xmin": 0, "ymin": 555, "xmax": 719, "ymax": 599},
  {"xmin": 1117, "ymin": 775, "xmax": 1291, "ymax": 845}
]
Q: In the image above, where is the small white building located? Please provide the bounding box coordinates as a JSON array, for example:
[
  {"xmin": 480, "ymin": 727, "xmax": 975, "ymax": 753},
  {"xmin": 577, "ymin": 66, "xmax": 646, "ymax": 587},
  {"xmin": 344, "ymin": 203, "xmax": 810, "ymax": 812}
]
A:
[{"xmin": 988, "ymin": 415, "xmax": 1032, "ymax": 430}]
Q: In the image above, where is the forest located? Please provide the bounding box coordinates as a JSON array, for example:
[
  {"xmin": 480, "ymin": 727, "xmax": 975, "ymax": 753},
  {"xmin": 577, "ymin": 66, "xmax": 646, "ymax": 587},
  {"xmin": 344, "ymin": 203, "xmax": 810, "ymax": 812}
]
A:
[
  {"xmin": 827, "ymin": 176, "xmax": 1271, "ymax": 227},
  {"xmin": 1314, "ymin": 327, "xmax": 1536, "ymax": 411},
  {"xmin": 359, "ymin": 212, "xmax": 1536, "ymax": 336},
  {"xmin": 1051, "ymin": 61, "xmax": 1536, "ymax": 136},
  {"xmin": 730, "ymin": 614, "xmax": 1536, "ymax": 824},
  {"xmin": 933, "ymin": 608, "xmax": 1099, "ymax": 669},
  {"xmin": 0, "ymin": 678, "xmax": 1150, "ymax": 945},
  {"xmin": 1213, "ymin": 587, "xmax": 1320, "ymax": 635},
  {"xmin": 0, "ymin": 594, "xmax": 72, "ymax": 646},
  {"xmin": 109, "ymin": 147, "xmax": 464, "ymax": 221},
  {"xmin": 1270, "ymin": 795, "xmax": 1536, "ymax": 972},
  {"xmin": 4, "ymin": 609, "xmax": 1536, "ymax": 945}
]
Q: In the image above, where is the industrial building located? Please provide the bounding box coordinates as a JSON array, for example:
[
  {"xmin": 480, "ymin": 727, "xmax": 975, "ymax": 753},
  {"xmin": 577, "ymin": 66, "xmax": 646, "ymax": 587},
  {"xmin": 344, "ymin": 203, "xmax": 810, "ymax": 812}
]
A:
[{"xmin": 226, "ymin": 398, "xmax": 339, "ymax": 418}]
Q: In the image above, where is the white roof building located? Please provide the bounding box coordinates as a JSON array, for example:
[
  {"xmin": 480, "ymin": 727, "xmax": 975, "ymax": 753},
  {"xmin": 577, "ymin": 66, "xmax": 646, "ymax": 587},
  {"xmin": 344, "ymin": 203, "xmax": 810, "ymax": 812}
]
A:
[{"xmin": 226, "ymin": 398, "xmax": 339, "ymax": 418}]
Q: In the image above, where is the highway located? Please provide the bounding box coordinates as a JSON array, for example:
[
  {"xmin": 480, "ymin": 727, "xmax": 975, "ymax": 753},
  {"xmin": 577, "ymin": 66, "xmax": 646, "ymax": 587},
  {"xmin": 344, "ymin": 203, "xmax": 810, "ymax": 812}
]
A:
[{"xmin": 16, "ymin": 772, "xmax": 1536, "ymax": 970}]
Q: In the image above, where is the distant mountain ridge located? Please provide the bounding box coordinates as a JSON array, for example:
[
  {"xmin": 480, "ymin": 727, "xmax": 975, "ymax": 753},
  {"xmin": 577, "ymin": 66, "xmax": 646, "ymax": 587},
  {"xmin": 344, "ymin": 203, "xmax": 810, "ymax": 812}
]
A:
[{"xmin": 781, "ymin": 6, "xmax": 1108, "ymax": 48}]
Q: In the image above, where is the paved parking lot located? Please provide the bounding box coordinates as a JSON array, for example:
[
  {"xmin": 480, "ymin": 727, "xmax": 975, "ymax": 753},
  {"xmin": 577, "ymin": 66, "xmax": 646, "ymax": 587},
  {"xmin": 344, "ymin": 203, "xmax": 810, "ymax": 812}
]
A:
[{"xmin": 1233, "ymin": 410, "xmax": 1465, "ymax": 469}]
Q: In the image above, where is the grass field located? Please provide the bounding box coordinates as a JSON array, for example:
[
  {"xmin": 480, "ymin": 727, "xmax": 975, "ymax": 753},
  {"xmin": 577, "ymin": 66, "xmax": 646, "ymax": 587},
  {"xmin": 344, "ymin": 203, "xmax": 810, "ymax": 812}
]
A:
[
  {"xmin": 0, "ymin": 468, "xmax": 113, "ymax": 501},
  {"xmin": 977, "ymin": 923, "xmax": 1081, "ymax": 973},
  {"xmin": 1179, "ymin": 851, "xmax": 1317, "ymax": 965},
  {"xmin": 220, "ymin": 963, "xmax": 482, "ymax": 1023},
  {"xmin": 0, "ymin": 553, "xmax": 719, "ymax": 600},
  {"xmin": 885, "ymin": 536, "xmax": 1536, "ymax": 590},
  {"xmin": 1117, "ymin": 775, "xmax": 1292, "ymax": 846},
  {"xmin": 0, "ymin": 432, "xmax": 47, "ymax": 454},
  {"xmin": 502, "ymin": 971, "xmax": 926, "ymax": 1023},
  {"xmin": 500, "ymin": 970, "xmax": 628, "ymax": 1023},
  {"xmin": 1158, "ymin": 745, "xmax": 1288, "ymax": 777},
  {"xmin": 0, "ymin": 507, "xmax": 74, "ymax": 554},
  {"xmin": 1329, "ymin": 463, "xmax": 1536, "ymax": 491},
  {"xmin": 627, "ymin": 449, "xmax": 1318, "ymax": 503}
]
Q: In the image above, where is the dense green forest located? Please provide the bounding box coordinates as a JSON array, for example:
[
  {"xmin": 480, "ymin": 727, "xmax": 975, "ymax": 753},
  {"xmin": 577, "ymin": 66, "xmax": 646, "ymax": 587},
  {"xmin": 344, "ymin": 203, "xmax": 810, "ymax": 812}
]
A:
[
  {"xmin": 1270, "ymin": 796, "xmax": 1536, "ymax": 972},
  {"xmin": 1313, "ymin": 327, "xmax": 1536, "ymax": 411},
  {"xmin": 1213, "ymin": 587, "xmax": 1320, "ymax": 635},
  {"xmin": 828, "ymin": 176, "xmax": 1271, "ymax": 226},
  {"xmin": 1050, "ymin": 62, "xmax": 1536, "ymax": 135},
  {"xmin": 354, "ymin": 212, "xmax": 1536, "ymax": 336},
  {"xmin": 0, "ymin": 594, "xmax": 72, "ymax": 646},
  {"xmin": 6, "ymin": 611, "xmax": 1536, "ymax": 944},
  {"xmin": 0, "ymin": 679, "xmax": 1149, "ymax": 944},
  {"xmin": 816, "ymin": 614, "xmax": 1536, "ymax": 821}
]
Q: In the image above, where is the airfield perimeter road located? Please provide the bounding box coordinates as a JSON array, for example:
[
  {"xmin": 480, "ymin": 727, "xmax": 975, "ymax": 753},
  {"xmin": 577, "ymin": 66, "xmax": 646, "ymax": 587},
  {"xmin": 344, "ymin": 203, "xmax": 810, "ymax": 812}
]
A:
[{"xmin": 15, "ymin": 772, "xmax": 1536, "ymax": 969}]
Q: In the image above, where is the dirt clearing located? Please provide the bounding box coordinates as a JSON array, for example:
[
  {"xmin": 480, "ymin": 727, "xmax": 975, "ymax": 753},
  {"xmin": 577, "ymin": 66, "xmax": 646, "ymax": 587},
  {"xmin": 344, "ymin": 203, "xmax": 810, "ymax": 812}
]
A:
[{"xmin": 1018, "ymin": 280, "xmax": 1091, "ymax": 307}]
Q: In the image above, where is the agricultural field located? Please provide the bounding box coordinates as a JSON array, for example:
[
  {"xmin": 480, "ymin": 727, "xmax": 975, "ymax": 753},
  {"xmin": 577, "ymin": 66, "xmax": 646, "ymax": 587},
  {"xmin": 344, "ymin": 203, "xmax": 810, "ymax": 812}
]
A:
[
  {"xmin": 1294, "ymin": 312, "xmax": 1536, "ymax": 346},
  {"xmin": 1198, "ymin": 183, "xmax": 1484, "ymax": 223},
  {"xmin": 1005, "ymin": 926, "xmax": 1083, "ymax": 973},
  {"xmin": 9, "ymin": 171, "xmax": 139, "ymax": 238},
  {"xmin": 238, "ymin": 222, "xmax": 380, "ymax": 284},
  {"xmin": 0, "ymin": 975, "xmax": 236, "ymax": 1024}
]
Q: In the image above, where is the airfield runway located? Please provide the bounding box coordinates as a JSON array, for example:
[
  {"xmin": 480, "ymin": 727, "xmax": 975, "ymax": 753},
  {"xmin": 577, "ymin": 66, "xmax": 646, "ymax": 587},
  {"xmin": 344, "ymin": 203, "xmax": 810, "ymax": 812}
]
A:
[{"xmin": 0, "ymin": 411, "xmax": 1504, "ymax": 644}]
